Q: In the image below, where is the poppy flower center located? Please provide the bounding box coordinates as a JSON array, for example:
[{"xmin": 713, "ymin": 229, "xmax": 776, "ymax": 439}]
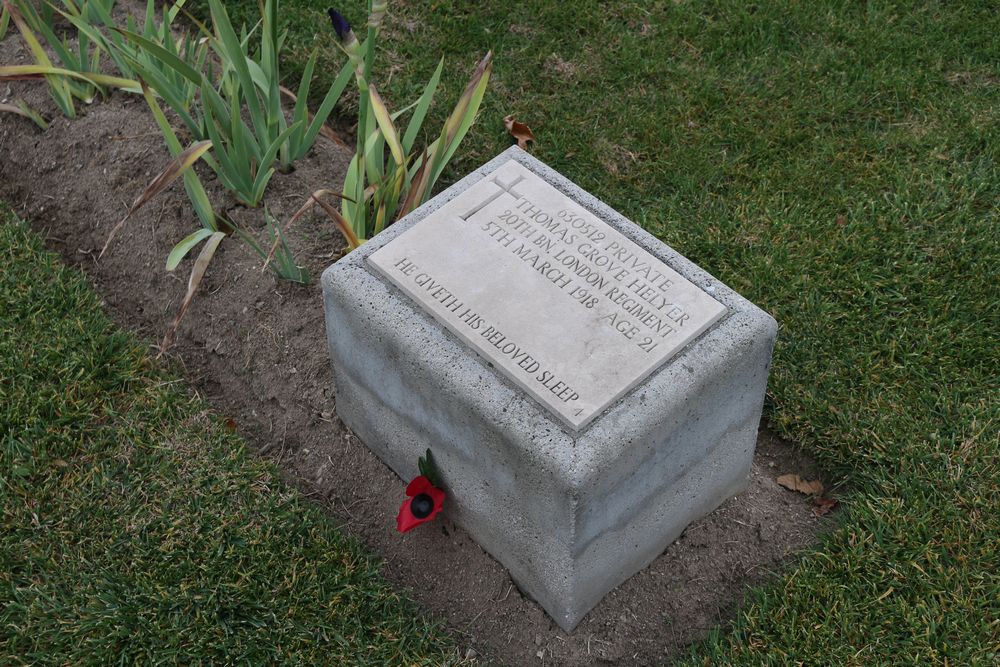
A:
[{"xmin": 411, "ymin": 493, "xmax": 434, "ymax": 519}]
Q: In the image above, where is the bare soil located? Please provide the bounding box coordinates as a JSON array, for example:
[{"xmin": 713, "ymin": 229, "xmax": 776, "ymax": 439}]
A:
[{"xmin": 1, "ymin": 25, "xmax": 834, "ymax": 665}]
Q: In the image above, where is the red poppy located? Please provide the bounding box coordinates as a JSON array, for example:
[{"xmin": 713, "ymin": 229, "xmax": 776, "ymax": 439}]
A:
[{"xmin": 396, "ymin": 475, "xmax": 445, "ymax": 533}]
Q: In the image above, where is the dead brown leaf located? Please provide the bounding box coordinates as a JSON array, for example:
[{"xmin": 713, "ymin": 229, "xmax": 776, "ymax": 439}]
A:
[
  {"xmin": 812, "ymin": 497, "xmax": 838, "ymax": 516},
  {"xmin": 101, "ymin": 140, "xmax": 212, "ymax": 258},
  {"xmin": 265, "ymin": 189, "xmax": 357, "ymax": 271},
  {"xmin": 504, "ymin": 115, "xmax": 535, "ymax": 149},
  {"xmin": 776, "ymin": 473, "xmax": 824, "ymax": 496}
]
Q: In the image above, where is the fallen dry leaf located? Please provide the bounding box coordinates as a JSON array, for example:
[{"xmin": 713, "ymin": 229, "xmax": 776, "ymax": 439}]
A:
[
  {"xmin": 812, "ymin": 497, "xmax": 838, "ymax": 516},
  {"xmin": 776, "ymin": 473, "xmax": 824, "ymax": 496},
  {"xmin": 504, "ymin": 114, "xmax": 535, "ymax": 149}
]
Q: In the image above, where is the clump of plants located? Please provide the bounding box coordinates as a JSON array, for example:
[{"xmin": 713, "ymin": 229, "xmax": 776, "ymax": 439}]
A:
[
  {"xmin": 0, "ymin": 0, "xmax": 493, "ymax": 353},
  {"xmin": 0, "ymin": 0, "xmax": 140, "ymax": 119},
  {"xmin": 67, "ymin": 0, "xmax": 209, "ymax": 122},
  {"xmin": 274, "ymin": 4, "xmax": 492, "ymax": 258},
  {"xmin": 121, "ymin": 0, "xmax": 354, "ymax": 207}
]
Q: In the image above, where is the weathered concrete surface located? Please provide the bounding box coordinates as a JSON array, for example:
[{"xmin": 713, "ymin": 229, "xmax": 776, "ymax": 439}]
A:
[{"xmin": 322, "ymin": 147, "xmax": 776, "ymax": 631}]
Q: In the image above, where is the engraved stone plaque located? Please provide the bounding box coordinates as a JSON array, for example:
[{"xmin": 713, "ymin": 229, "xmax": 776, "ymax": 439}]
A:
[{"xmin": 368, "ymin": 160, "xmax": 727, "ymax": 430}]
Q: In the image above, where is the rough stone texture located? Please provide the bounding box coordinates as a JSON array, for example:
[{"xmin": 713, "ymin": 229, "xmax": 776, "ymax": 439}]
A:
[{"xmin": 322, "ymin": 147, "xmax": 777, "ymax": 631}]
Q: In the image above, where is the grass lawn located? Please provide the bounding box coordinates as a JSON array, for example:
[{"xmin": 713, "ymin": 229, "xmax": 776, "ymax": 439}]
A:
[
  {"xmin": 0, "ymin": 217, "xmax": 454, "ymax": 664},
  {"xmin": 1, "ymin": 0, "xmax": 997, "ymax": 663},
  {"xmin": 210, "ymin": 0, "xmax": 1000, "ymax": 662}
]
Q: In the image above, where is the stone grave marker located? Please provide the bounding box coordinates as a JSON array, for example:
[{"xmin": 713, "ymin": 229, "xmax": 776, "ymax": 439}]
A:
[{"xmin": 322, "ymin": 147, "xmax": 776, "ymax": 631}]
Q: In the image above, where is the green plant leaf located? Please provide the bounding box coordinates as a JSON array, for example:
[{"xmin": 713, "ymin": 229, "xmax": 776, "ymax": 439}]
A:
[
  {"xmin": 0, "ymin": 5, "xmax": 10, "ymax": 41},
  {"xmin": 115, "ymin": 28, "xmax": 204, "ymax": 84},
  {"xmin": 202, "ymin": 102, "xmax": 252, "ymax": 198},
  {"xmin": 3, "ymin": 0, "xmax": 74, "ymax": 116},
  {"xmin": 287, "ymin": 50, "xmax": 317, "ymax": 155},
  {"xmin": 138, "ymin": 81, "xmax": 216, "ymax": 230},
  {"xmin": 341, "ymin": 152, "xmax": 361, "ymax": 226},
  {"xmin": 246, "ymin": 58, "xmax": 270, "ymax": 96},
  {"xmin": 250, "ymin": 121, "xmax": 302, "ymax": 204},
  {"xmin": 166, "ymin": 228, "xmax": 216, "ymax": 271},
  {"xmin": 0, "ymin": 98, "xmax": 47, "ymax": 129},
  {"xmin": 263, "ymin": 209, "xmax": 309, "ymax": 283},
  {"xmin": 0, "ymin": 64, "xmax": 137, "ymax": 91},
  {"xmin": 369, "ymin": 84, "xmax": 404, "ymax": 166},
  {"xmin": 118, "ymin": 52, "xmax": 200, "ymax": 134},
  {"xmin": 418, "ymin": 449, "xmax": 441, "ymax": 487},
  {"xmin": 431, "ymin": 52, "xmax": 493, "ymax": 187},
  {"xmin": 402, "ymin": 57, "xmax": 443, "ymax": 154},
  {"xmin": 57, "ymin": 8, "xmax": 130, "ymax": 85},
  {"xmin": 159, "ymin": 230, "xmax": 226, "ymax": 355},
  {"xmin": 294, "ymin": 56, "xmax": 352, "ymax": 161}
]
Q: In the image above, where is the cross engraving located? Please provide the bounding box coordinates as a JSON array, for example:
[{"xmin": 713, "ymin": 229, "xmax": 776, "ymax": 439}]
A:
[{"xmin": 459, "ymin": 174, "xmax": 526, "ymax": 221}]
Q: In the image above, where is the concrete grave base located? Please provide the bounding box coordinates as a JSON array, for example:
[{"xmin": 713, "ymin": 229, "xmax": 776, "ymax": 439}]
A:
[{"xmin": 322, "ymin": 147, "xmax": 776, "ymax": 631}]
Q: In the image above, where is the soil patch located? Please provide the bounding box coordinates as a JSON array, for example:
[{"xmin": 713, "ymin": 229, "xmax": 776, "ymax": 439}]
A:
[{"xmin": 1, "ymin": 23, "xmax": 833, "ymax": 665}]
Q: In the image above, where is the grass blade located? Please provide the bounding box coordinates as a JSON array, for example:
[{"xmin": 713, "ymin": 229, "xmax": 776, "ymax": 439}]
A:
[
  {"xmin": 159, "ymin": 230, "xmax": 226, "ymax": 355},
  {"xmin": 101, "ymin": 139, "xmax": 213, "ymax": 257}
]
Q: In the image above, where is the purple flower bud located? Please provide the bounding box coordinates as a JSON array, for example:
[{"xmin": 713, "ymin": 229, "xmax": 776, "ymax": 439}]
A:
[{"xmin": 327, "ymin": 8, "xmax": 351, "ymax": 42}]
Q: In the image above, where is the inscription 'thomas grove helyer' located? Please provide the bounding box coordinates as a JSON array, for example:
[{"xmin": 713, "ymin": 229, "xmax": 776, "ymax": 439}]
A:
[{"xmin": 368, "ymin": 160, "xmax": 726, "ymax": 430}]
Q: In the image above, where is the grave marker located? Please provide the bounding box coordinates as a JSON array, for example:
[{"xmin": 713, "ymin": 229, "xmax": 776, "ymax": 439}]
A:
[{"xmin": 322, "ymin": 148, "xmax": 776, "ymax": 630}]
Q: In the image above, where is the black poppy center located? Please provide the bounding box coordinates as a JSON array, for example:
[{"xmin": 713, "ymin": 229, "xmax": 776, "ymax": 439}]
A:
[{"xmin": 411, "ymin": 493, "xmax": 434, "ymax": 519}]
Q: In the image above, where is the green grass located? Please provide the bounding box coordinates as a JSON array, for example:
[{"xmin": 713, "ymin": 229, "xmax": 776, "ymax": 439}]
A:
[
  {"xmin": 0, "ymin": 217, "xmax": 454, "ymax": 664},
  {"xmin": 203, "ymin": 0, "xmax": 1000, "ymax": 663}
]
